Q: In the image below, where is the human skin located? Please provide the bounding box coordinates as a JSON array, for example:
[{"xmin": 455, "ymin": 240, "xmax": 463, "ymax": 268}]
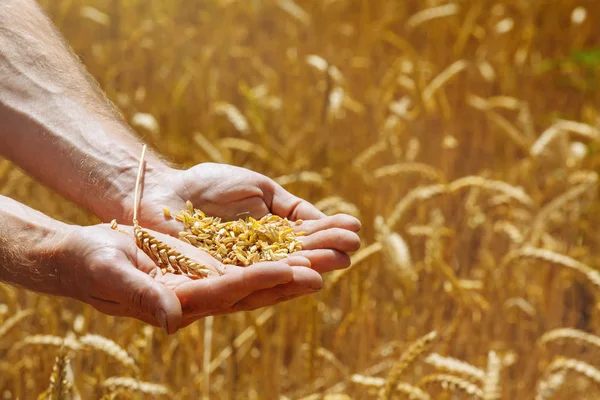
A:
[{"xmin": 0, "ymin": 0, "xmax": 361, "ymax": 334}]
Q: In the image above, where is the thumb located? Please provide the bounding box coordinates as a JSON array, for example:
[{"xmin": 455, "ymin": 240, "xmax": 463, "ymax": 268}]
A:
[{"xmin": 109, "ymin": 250, "xmax": 183, "ymax": 334}]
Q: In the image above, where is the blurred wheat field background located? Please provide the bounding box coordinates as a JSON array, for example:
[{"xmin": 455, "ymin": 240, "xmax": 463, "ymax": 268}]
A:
[{"xmin": 2, "ymin": 0, "xmax": 600, "ymax": 398}]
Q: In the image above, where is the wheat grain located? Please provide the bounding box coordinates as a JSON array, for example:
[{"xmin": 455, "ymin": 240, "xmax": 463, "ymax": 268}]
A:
[{"xmin": 374, "ymin": 216, "xmax": 416, "ymax": 290}]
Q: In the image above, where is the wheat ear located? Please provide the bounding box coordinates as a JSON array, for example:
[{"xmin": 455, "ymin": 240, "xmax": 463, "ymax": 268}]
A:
[
  {"xmin": 132, "ymin": 145, "xmax": 213, "ymax": 278},
  {"xmin": 378, "ymin": 331, "xmax": 438, "ymax": 400}
]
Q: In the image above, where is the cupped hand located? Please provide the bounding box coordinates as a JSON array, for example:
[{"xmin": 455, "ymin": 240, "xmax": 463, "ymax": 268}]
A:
[
  {"xmin": 52, "ymin": 223, "xmax": 347, "ymax": 334},
  {"xmin": 122, "ymin": 163, "xmax": 362, "ymax": 273}
]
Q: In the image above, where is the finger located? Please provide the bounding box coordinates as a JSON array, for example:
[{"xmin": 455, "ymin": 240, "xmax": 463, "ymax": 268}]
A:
[
  {"xmin": 230, "ymin": 266, "xmax": 323, "ymax": 312},
  {"xmin": 267, "ymin": 181, "xmax": 326, "ymax": 220},
  {"xmin": 296, "ymin": 214, "xmax": 362, "ymax": 235},
  {"xmin": 175, "ymin": 261, "xmax": 293, "ymax": 316},
  {"xmin": 93, "ymin": 252, "xmax": 183, "ymax": 335},
  {"xmin": 282, "ymin": 255, "xmax": 312, "ymax": 268},
  {"xmin": 298, "ymin": 228, "xmax": 361, "ymax": 253},
  {"xmin": 293, "ymin": 249, "xmax": 351, "ymax": 273}
]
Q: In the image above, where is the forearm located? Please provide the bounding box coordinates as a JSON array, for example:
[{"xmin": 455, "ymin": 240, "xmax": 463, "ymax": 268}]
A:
[
  {"xmin": 0, "ymin": 195, "xmax": 71, "ymax": 296},
  {"xmin": 0, "ymin": 0, "xmax": 169, "ymax": 222}
]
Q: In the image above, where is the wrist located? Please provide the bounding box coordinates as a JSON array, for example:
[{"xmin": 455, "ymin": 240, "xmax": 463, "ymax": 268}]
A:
[{"xmin": 85, "ymin": 146, "xmax": 174, "ymax": 224}]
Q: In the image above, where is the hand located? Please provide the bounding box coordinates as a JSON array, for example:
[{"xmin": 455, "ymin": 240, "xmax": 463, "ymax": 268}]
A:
[
  {"xmin": 52, "ymin": 224, "xmax": 324, "ymax": 334},
  {"xmin": 123, "ymin": 163, "xmax": 361, "ymax": 273}
]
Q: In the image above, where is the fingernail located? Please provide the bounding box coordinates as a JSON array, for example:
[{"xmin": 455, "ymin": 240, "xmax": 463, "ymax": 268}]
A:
[{"xmin": 157, "ymin": 309, "xmax": 169, "ymax": 334}]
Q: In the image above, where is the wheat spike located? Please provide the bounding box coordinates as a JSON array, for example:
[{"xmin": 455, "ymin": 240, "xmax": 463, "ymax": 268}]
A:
[
  {"xmin": 544, "ymin": 357, "xmax": 600, "ymax": 387},
  {"xmin": 528, "ymin": 171, "xmax": 598, "ymax": 245},
  {"xmin": 0, "ymin": 309, "xmax": 34, "ymax": 342},
  {"xmin": 102, "ymin": 377, "xmax": 169, "ymax": 396},
  {"xmin": 425, "ymin": 353, "xmax": 485, "ymax": 382},
  {"xmin": 535, "ymin": 371, "xmax": 566, "ymax": 400},
  {"xmin": 420, "ymin": 374, "xmax": 484, "ymax": 398},
  {"xmin": 132, "ymin": 145, "xmax": 214, "ymax": 278},
  {"xmin": 372, "ymin": 163, "xmax": 445, "ymax": 182},
  {"xmin": 406, "ymin": 3, "xmax": 460, "ymax": 30},
  {"xmin": 483, "ymin": 351, "xmax": 502, "ymax": 400},
  {"xmin": 501, "ymin": 247, "xmax": 600, "ymax": 292},
  {"xmin": 374, "ymin": 216, "xmax": 416, "ymax": 291},
  {"xmin": 46, "ymin": 345, "xmax": 73, "ymax": 400},
  {"xmin": 538, "ymin": 328, "xmax": 600, "ymax": 351},
  {"xmin": 378, "ymin": 331, "xmax": 438, "ymax": 400},
  {"xmin": 15, "ymin": 335, "xmax": 81, "ymax": 352},
  {"xmin": 350, "ymin": 375, "xmax": 430, "ymax": 400},
  {"xmin": 79, "ymin": 334, "xmax": 138, "ymax": 372}
]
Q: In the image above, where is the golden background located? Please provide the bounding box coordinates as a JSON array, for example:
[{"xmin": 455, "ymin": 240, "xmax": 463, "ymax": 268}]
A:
[{"xmin": 2, "ymin": 0, "xmax": 600, "ymax": 398}]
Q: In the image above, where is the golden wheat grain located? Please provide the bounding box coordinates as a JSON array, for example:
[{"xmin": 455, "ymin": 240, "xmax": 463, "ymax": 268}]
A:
[
  {"xmin": 378, "ymin": 331, "xmax": 438, "ymax": 400},
  {"xmin": 420, "ymin": 374, "xmax": 484, "ymax": 398},
  {"xmin": 425, "ymin": 353, "xmax": 485, "ymax": 383},
  {"xmin": 79, "ymin": 334, "xmax": 138, "ymax": 372},
  {"xmin": 102, "ymin": 377, "xmax": 169, "ymax": 396},
  {"xmin": 176, "ymin": 205, "xmax": 303, "ymax": 266}
]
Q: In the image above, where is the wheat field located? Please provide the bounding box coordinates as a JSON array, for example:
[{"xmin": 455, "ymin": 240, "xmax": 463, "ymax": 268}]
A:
[{"xmin": 2, "ymin": 0, "xmax": 600, "ymax": 398}]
